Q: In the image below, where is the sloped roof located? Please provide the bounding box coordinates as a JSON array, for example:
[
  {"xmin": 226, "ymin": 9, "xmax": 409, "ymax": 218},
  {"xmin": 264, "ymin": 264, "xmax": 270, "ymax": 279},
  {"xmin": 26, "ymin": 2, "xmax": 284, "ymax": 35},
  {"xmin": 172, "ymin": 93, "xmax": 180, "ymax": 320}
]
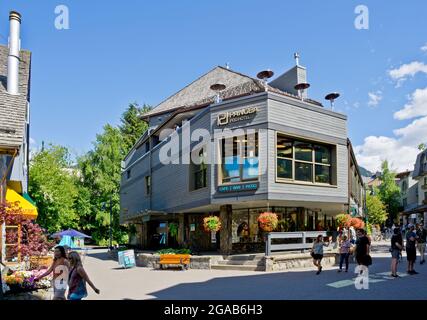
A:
[
  {"xmin": 143, "ymin": 66, "xmax": 322, "ymax": 119},
  {"xmin": 0, "ymin": 45, "xmax": 31, "ymax": 150}
]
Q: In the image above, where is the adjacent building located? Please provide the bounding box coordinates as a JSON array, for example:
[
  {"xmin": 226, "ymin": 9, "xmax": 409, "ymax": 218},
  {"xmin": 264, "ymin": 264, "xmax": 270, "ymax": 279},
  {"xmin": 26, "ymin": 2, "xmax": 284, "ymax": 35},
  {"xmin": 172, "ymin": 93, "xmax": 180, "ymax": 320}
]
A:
[
  {"xmin": 0, "ymin": 11, "xmax": 37, "ymax": 263},
  {"xmin": 120, "ymin": 59, "xmax": 365, "ymax": 254},
  {"xmin": 403, "ymin": 150, "xmax": 427, "ymax": 226}
]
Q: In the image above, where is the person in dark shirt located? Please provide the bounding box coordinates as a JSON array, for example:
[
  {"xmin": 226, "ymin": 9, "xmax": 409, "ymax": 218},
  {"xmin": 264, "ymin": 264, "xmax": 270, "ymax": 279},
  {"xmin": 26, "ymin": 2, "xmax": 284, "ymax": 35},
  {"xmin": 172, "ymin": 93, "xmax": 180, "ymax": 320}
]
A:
[
  {"xmin": 390, "ymin": 228, "xmax": 404, "ymax": 278},
  {"xmin": 406, "ymin": 224, "xmax": 418, "ymax": 275},
  {"xmin": 416, "ymin": 224, "xmax": 426, "ymax": 265},
  {"xmin": 355, "ymin": 229, "xmax": 371, "ymax": 267}
]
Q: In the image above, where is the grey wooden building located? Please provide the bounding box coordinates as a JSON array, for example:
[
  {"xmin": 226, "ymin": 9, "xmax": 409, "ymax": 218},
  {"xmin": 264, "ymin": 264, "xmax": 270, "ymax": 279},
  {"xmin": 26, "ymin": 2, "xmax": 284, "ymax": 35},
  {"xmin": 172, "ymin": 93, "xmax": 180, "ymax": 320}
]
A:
[
  {"xmin": 0, "ymin": 11, "xmax": 35, "ymax": 263},
  {"xmin": 120, "ymin": 60, "xmax": 365, "ymax": 254}
]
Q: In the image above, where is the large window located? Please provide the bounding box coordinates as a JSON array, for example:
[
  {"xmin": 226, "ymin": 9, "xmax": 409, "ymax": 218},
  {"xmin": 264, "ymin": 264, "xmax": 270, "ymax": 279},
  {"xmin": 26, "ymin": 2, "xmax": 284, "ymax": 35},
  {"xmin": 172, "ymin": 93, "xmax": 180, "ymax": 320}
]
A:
[
  {"xmin": 191, "ymin": 148, "xmax": 208, "ymax": 190},
  {"xmin": 277, "ymin": 134, "xmax": 334, "ymax": 185},
  {"xmin": 221, "ymin": 133, "xmax": 259, "ymax": 184}
]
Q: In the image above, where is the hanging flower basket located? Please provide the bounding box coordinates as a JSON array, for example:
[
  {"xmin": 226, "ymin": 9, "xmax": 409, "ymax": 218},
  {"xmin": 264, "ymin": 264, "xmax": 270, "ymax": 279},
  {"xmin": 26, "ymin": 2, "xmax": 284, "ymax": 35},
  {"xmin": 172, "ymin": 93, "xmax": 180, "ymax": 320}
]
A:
[
  {"xmin": 203, "ymin": 216, "xmax": 222, "ymax": 233},
  {"xmin": 257, "ymin": 212, "xmax": 279, "ymax": 232},
  {"xmin": 336, "ymin": 213, "xmax": 352, "ymax": 228}
]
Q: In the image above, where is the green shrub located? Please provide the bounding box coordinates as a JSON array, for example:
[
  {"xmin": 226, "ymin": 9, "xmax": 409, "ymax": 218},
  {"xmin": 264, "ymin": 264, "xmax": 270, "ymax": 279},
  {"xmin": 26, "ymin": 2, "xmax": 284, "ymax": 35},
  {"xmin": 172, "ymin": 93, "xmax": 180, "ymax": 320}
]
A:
[{"xmin": 156, "ymin": 248, "xmax": 192, "ymax": 255}]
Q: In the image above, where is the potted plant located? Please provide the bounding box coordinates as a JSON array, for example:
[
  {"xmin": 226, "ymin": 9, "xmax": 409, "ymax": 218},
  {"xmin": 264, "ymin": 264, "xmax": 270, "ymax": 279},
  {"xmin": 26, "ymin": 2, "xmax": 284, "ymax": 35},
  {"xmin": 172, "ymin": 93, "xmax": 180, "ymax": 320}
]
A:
[{"xmin": 257, "ymin": 212, "xmax": 279, "ymax": 232}]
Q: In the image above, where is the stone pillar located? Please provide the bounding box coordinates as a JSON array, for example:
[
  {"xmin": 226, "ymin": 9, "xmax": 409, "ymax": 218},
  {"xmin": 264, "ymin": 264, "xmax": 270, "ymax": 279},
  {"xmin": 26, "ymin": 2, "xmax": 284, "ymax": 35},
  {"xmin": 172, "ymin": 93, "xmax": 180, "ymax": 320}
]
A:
[{"xmin": 219, "ymin": 205, "xmax": 233, "ymax": 255}]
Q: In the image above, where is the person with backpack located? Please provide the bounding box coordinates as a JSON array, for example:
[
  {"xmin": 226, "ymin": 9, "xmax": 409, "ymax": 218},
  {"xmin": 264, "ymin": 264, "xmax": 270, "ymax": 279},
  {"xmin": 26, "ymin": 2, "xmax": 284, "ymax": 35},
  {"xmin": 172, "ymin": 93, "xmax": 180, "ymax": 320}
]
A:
[
  {"xmin": 390, "ymin": 228, "xmax": 404, "ymax": 278},
  {"xmin": 406, "ymin": 224, "xmax": 419, "ymax": 275},
  {"xmin": 416, "ymin": 224, "xmax": 426, "ymax": 265}
]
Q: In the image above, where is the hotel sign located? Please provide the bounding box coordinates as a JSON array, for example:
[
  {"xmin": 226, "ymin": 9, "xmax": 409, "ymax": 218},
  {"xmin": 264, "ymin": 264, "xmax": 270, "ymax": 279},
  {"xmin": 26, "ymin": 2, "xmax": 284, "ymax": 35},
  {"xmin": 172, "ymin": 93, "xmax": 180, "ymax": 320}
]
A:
[
  {"xmin": 217, "ymin": 107, "xmax": 259, "ymax": 126},
  {"xmin": 217, "ymin": 182, "xmax": 259, "ymax": 193}
]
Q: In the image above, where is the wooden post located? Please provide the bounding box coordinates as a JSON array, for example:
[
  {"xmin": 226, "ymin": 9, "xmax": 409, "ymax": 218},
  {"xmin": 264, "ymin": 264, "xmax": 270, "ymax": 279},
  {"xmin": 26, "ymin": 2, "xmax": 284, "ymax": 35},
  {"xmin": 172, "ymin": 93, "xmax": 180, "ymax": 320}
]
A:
[
  {"xmin": 178, "ymin": 213, "xmax": 185, "ymax": 246},
  {"xmin": 17, "ymin": 224, "xmax": 21, "ymax": 263},
  {"xmin": 219, "ymin": 205, "xmax": 233, "ymax": 255}
]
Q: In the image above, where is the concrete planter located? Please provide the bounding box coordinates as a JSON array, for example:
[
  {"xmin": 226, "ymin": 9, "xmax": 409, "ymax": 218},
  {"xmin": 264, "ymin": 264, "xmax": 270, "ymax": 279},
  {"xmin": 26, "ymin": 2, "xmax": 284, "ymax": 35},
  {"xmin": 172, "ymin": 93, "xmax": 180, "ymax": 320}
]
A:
[
  {"xmin": 136, "ymin": 254, "xmax": 211, "ymax": 270},
  {"xmin": 265, "ymin": 252, "xmax": 337, "ymax": 272}
]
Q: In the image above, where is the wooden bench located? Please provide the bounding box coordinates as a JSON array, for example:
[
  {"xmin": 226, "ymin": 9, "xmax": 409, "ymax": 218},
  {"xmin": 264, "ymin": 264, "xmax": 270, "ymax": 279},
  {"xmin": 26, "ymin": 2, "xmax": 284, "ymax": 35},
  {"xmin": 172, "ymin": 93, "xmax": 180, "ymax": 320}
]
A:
[{"xmin": 159, "ymin": 254, "xmax": 191, "ymax": 270}]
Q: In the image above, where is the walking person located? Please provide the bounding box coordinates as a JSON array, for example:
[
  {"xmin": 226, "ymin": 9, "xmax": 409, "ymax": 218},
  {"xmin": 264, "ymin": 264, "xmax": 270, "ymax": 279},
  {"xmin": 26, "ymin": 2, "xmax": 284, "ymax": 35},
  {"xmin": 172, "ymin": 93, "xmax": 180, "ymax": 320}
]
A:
[
  {"xmin": 390, "ymin": 228, "xmax": 404, "ymax": 278},
  {"xmin": 311, "ymin": 235, "xmax": 330, "ymax": 275},
  {"xmin": 34, "ymin": 246, "xmax": 70, "ymax": 300},
  {"xmin": 338, "ymin": 235, "xmax": 352, "ymax": 273},
  {"xmin": 416, "ymin": 224, "xmax": 426, "ymax": 265},
  {"xmin": 355, "ymin": 229, "xmax": 371, "ymax": 269},
  {"xmin": 67, "ymin": 251, "xmax": 100, "ymax": 300},
  {"xmin": 406, "ymin": 225, "xmax": 419, "ymax": 275}
]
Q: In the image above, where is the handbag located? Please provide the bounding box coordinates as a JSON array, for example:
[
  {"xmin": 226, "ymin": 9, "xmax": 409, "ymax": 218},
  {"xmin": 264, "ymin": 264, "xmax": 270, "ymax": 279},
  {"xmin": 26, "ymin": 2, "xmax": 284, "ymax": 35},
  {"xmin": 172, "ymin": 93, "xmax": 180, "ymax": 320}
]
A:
[{"xmin": 364, "ymin": 255, "xmax": 373, "ymax": 266}]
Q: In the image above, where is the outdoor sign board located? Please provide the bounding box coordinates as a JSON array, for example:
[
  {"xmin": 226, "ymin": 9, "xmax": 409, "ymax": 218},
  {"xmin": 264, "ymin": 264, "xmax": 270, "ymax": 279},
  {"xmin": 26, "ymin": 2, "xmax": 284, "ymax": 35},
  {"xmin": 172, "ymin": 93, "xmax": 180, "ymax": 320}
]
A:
[
  {"xmin": 217, "ymin": 182, "xmax": 259, "ymax": 193},
  {"xmin": 118, "ymin": 250, "xmax": 136, "ymax": 269},
  {"xmin": 216, "ymin": 107, "xmax": 259, "ymax": 126}
]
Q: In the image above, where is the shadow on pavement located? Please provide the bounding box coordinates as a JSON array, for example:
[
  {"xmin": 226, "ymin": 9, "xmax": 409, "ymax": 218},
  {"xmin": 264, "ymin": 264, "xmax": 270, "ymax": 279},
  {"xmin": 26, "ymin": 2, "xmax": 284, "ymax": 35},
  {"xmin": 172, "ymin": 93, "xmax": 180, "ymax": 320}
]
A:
[
  {"xmin": 87, "ymin": 251, "xmax": 115, "ymax": 261},
  {"xmin": 145, "ymin": 257, "xmax": 427, "ymax": 301}
]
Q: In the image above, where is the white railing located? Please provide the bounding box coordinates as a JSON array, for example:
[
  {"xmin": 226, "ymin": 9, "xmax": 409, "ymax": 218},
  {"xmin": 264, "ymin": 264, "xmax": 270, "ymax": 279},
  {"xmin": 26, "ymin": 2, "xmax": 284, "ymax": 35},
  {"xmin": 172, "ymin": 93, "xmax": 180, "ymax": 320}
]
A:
[{"xmin": 265, "ymin": 232, "xmax": 328, "ymax": 256}]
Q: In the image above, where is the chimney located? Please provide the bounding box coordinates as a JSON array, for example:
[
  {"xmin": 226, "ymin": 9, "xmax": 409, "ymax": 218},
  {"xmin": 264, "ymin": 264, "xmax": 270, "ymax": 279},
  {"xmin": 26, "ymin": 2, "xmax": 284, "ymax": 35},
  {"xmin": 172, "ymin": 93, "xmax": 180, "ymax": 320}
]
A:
[
  {"xmin": 7, "ymin": 11, "xmax": 22, "ymax": 95},
  {"xmin": 269, "ymin": 53, "xmax": 308, "ymax": 99}
]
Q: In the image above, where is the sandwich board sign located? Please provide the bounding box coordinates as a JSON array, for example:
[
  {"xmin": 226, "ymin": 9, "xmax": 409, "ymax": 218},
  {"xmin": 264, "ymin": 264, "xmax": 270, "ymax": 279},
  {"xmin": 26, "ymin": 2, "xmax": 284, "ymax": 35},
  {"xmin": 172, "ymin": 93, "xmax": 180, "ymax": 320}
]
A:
[{"xmin": 118, "ymin": 250, "xmax": 136, "ymax": 269}]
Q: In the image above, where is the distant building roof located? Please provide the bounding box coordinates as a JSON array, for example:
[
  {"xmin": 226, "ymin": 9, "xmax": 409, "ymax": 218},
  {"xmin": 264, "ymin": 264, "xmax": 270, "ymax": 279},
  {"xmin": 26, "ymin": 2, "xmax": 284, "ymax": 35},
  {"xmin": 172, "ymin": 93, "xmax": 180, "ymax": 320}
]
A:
[
  {"xmin": 396, "ymin": 170, "xmax": 413, "ymax": 179},
  {"xmin": 0, "ymin": 45, "xmax": 31, "ymax": 150}
]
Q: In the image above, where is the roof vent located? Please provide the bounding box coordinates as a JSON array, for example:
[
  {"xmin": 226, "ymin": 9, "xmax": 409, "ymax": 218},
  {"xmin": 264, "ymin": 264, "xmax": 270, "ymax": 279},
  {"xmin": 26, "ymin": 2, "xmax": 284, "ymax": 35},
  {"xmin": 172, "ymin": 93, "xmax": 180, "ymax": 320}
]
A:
[
  {"xmin": 325, "ymin": 92, "xmax": 340, "ymax": 110},
  {"xmin": 257, "ymin": 70, "xmax": 274, "ymax": 91},
  {"xmin": 294, "ymin": 83, "xmax": 310, "ymax": 101},
  {"xmin": 210, "ymin": 84, "xmax": 227, "ymax": 103}
]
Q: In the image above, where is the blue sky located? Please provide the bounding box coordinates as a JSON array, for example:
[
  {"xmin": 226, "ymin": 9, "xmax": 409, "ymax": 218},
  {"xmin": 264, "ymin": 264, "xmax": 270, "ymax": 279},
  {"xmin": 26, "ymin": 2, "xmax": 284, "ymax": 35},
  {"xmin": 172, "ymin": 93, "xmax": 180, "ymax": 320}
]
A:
[{"xmin": 1, "ymin": 0, "xmax": 426, "ymax": 172}]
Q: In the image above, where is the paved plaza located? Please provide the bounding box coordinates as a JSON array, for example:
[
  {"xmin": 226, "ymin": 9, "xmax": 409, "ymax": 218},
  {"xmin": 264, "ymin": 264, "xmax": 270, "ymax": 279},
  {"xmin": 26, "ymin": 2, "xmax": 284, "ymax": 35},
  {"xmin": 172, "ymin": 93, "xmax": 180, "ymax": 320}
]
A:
[{"xmin": 82, "ymin": 244, "xmax": 427, "ymax": 300}]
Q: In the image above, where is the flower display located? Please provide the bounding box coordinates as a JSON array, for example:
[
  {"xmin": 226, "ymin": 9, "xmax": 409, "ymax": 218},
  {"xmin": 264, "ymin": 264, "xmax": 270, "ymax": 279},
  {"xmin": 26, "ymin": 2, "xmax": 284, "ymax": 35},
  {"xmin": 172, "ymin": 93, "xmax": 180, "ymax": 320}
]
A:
[
  {"xmin": 4, "ymin": 269, "xmax": 52, "ymax": 293},
  {"xmin": 203, "ymin": 216, "xmax": 222, "ymax": 233},
  {"xmin": 257, "ymin": 212, "xmax": 279, "ymax": 232}
]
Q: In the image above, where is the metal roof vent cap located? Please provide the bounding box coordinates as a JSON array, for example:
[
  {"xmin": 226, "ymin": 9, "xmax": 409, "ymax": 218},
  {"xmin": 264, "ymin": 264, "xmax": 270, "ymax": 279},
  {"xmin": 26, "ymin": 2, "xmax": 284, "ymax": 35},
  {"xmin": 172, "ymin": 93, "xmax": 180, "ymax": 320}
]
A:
[{"xmin": 210, "ymin": 84, "xmax": 227, "ymax": 104}]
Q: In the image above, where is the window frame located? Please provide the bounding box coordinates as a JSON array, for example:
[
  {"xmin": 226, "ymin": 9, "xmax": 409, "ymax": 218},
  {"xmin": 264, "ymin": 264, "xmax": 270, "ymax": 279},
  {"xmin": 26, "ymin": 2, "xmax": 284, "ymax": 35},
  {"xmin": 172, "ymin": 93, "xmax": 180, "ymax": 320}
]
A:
[
  {"xmin": 145, "ymin": 176, "xmax": 151, "ymax": 195},
  {"xmin": 190, "ymin": 148, "xmax": 208, "ymax": 191},
  {"xmin": 219, "ymin": 133, "xmax": 259, "ymax": 186},
  {"xmin": 275, "ymin": 132, "xmax": 337, "ymax": 187}
]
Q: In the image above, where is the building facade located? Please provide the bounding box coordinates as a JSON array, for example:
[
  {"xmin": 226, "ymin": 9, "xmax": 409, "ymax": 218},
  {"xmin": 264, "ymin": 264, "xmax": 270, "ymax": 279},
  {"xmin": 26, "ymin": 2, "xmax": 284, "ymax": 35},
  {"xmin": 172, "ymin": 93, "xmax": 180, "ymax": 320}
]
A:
[
  {"xmin": 120, "ymin": 62, "xmax": 365, "ymax": 254},
  {"xmin": 0, "ymin": 12, "xmax": 36, "ymax": 263},
  {"xmin": 406, "ymin": 150, "xmax": 427, "ymax": 226}
]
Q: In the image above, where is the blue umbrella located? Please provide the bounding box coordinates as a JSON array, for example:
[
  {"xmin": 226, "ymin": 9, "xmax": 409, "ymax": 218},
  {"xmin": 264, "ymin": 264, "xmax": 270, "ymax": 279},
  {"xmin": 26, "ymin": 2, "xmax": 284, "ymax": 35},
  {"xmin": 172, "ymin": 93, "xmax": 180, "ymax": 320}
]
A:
[{"xmin": 51, "ymin": 229, "xmax": 92, "ymax": 239}]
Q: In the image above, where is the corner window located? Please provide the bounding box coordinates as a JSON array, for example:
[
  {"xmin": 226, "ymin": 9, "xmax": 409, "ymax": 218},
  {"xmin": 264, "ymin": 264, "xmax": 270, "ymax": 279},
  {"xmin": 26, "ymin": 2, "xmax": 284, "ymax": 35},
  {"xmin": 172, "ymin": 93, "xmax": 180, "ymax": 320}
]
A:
[
  {"xmin": 276, "ymin": 133, "xmax": 334, "ymax": 185},
  {"xmin": 191, "ymin": 148, "xmax": 208, "ymax": 190},
  {"xmin": 145, "ymin": 176, "xmax": 151, "ymax": 195},
  {"xmin": 221, "ymin": 133, "xmax": 259, "ymax": 184}
]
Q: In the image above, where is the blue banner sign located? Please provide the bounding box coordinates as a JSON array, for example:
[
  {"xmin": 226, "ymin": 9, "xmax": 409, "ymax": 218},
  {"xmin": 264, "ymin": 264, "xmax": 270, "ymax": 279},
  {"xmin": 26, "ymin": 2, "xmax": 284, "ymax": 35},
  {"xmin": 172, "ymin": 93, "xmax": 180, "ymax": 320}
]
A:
[{"xmin": 217, "ymin": 183, "xmax": 259, "ymax": 193}]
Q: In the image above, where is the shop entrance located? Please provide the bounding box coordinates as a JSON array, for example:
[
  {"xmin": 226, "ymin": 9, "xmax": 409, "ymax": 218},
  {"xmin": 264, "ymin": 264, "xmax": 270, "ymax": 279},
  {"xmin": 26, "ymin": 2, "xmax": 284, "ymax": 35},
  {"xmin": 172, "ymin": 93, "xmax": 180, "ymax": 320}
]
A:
[{"xmin": 147, "ymin": 220, "xmax": 179, "ymax": 250}]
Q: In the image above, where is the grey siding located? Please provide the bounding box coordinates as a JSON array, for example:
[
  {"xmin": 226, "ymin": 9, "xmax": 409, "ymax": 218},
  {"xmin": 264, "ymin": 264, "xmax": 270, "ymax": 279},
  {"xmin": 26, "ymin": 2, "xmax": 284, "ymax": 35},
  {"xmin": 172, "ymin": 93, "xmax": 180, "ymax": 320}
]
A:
[
  {"xmin": 268, "ymin": 97, "xmax": 347, "ymax": 142},
  {"xmin": 266, "ymin": 96, "xmax": 349, "ymax": 203},
  {"xmin": 149, "ymin": 110, "xmax": 212, "ymax": 213}
]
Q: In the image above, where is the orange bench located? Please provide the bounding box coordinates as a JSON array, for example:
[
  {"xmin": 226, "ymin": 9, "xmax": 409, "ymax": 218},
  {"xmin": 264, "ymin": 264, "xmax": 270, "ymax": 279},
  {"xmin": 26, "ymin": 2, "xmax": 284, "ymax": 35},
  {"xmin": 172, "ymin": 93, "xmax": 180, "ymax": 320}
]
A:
[{"xmin": 159, "ymin": 254, "xmax": 191, "ymax": 270}]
